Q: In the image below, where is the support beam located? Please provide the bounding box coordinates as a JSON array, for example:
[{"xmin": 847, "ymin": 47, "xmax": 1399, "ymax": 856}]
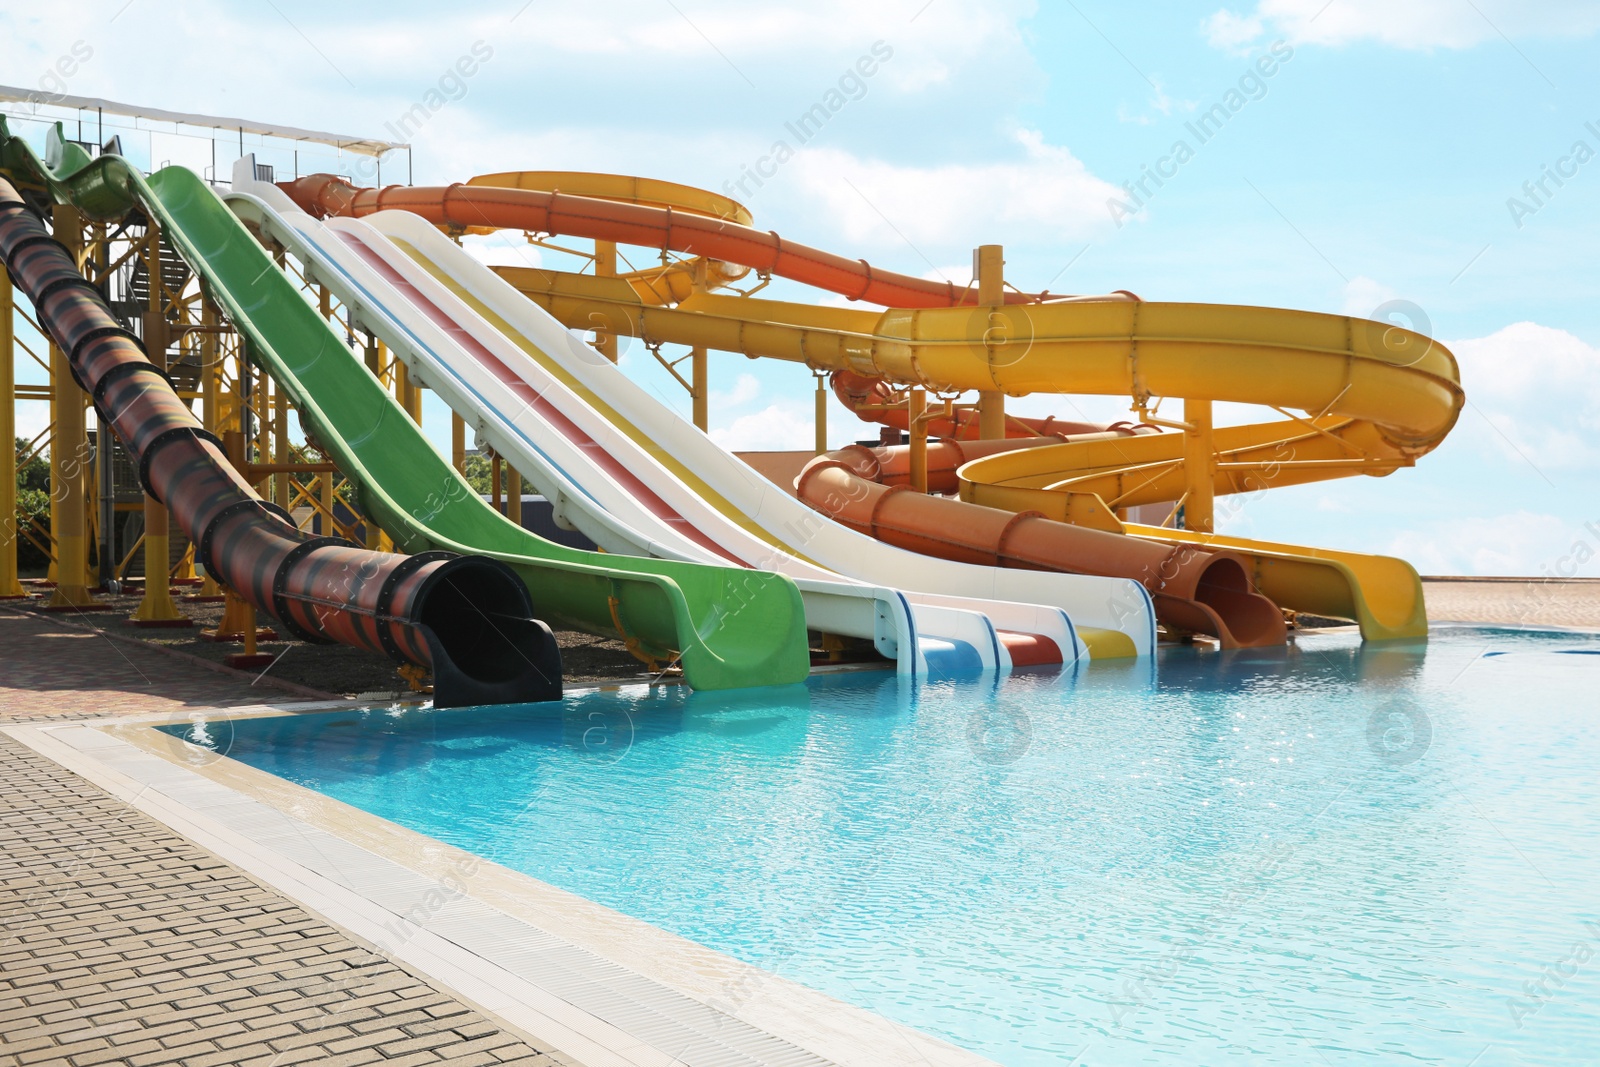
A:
[
  {"xmin": 193, "ymin": 299, "xmax": 225, "ymax": 599},
  {"xmin": 975, "ymin": 243, "xmax": 1006, "ymax": 440},
  {"xmin": 976, "ymin": 243, "xmax": 1005, "ymax": 304},
  {"xmin": 593, "ymin": 239, "xmax": 618, "ymax": 362},
  {"xmin": 0, "ymin": 265, "xmax": 27, "ymax": 597},
  {"xmin": 506, "ymin": 467, "xmax": 522, "ymax": 528},
  {"xmin": 92, "ymin": 224, "xmax": 115, "ymax": 591},
  {"xmin": 361, "ymin": 334, "xmax": 388, "ymax": 551},
  {"xmin": 814, "ymin": 374, "xmax": 828, "ymax": 455},
  {"xmin": 396, "ymin": 355, "xmax": 422, "ymax": 423},
  {"xmin": 273, "ymin": 380, "xmax": 290, "ymax": 513},
  {"xmin": 908, "ymin": 387, "xmax": 928, "ymax": 494},
  {"xmin": 690, "ymin": 258, "xmax": 708, "ymax": 431},
  {"xmin": 1181, "ymin": 397, "xmax": 1216, "ymax": 533},
  {"xmin": 131, "ymin": 298, "xmax": 188, "ymax": 625},
  {"xmin": 45, "ymin": 204, "xmax": 99, "ymax": 610},
  {"xmin": 691, "ymin": 347, "xmax": 708, "ymax": 432},
  {"xmin": 319, "ymin": 471, "xmax": 335, "ymax": 537},
  {"xmin": 451, "ymin": 411, "xmax": 465, "ymax": 473}
]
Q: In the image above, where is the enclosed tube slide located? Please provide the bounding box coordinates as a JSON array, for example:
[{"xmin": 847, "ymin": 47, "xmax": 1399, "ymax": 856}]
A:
[
  {"xmin": 0, "ymin": 177, "xmax": 560, "ymax": 707},
  {"xmin": 278, "ymin": 174, "xmax": 1126, "ymax": 310},
  {"xmin": 797, "ymin": 443, "xmax": 1286, "ymax": 648}
]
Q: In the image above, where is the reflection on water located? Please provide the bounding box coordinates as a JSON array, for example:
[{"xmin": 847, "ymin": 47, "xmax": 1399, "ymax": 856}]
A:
[{"xmin": 166, "ymin": 628, "xmax": 1600, "ymax": 1067}]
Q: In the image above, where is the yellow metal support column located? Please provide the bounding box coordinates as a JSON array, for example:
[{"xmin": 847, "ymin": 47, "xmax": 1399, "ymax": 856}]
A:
[
  {"xmin": 506, "ymin": 467, "xmax": 522, "ymax": 528},
  {"xmin": 690, "ymin": 258, "xmax": 708, "ymax": 431},
  {"xmin": 396, "ymin": 357, "xmax": 422, "ymax": 423},
  {"xmin": 131, "ymin": 307, "xmax": 187, "ymax": 625},
  {"xmin": 814, "ymin": 374, "xmax": 828, "ymax": 455},
  {"xmin": 45, "ymin": 205, "xmax": 98, "ymax": 610},
  {"xmin": 909, "ymin": 387, "xmax": 928, "ymax": 494},
  {"xmin": 975, "ymin": 243, "xmax": 1006, "ymax": 440},
  {"xmin": 0, "ymin": 266, "xmax": 26, "ymax": 598},
  {"xmin": 204, "ymin": 427, "xmax": 276, "ymax": 645},
  {"xmin": 594, "ymin": 239, "xmax": 618, "ymax": 362},
  {"xmin": 194, "ymin": 300, "xmax": 224, "ymax": 599},
  {"xmin": 1182, "ymin": 397, "xmax": 1216, "ymax": 533},
  {"xmin": 319, "ymin": 472, "xmax": 335, "ymax": 536},
  {"xmin": 252, "ymin": 364, "xmax": 269, "ymax": 494},
  {"xmin": 273, "ymin": 383, "xmax": 290, "ymax": 514},
  {"xmin": 451, "ymin": 412, "xmax": 466, "ymax": 473},
  {"xmin": 691, "ymin": 348, "xmax": 708, "ymax": 431}
]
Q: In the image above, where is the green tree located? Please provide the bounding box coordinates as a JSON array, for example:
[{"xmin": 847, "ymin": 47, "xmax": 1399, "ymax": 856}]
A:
[
  {"xmin": 13, "ymin": 437, "xmax": 50, "ymax": 572},
  {"xmin": 459, "ymin": 452, "xmax": 504, "ymax": 496}
]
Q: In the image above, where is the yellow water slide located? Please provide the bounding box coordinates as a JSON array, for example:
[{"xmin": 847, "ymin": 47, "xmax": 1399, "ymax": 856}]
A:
[
  {"xmin": 480, "ymin": 264, "xmax": 1461, "ymax": 638},
  {"xmin": 303, "ymin": 169, "xmax": 1466, "ymax": 642}
]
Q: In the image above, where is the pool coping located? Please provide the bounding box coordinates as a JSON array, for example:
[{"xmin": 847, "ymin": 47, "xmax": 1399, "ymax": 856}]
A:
[{"xmin": 3, "ymin": 697, "xmax": 997, "ymax": 1067}]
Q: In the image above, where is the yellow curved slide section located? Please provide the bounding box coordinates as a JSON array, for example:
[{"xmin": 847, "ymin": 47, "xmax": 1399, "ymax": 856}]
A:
[
  {"xmin": 466, "ymin": 171, "xmax": 750, "ymax": 304},
  {"xmin": 487, "ymin": 263, "xmax": 1460, "ymax": 640}
]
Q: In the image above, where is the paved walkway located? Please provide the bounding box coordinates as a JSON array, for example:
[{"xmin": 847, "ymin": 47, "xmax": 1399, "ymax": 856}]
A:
[
  {"xmin": 1423, "ymin": 577, "xmax": 1600, "ymax": 630},
  {"xmin": 1, "ymin": 609, "xmax": 576, "ymax": 1067}
]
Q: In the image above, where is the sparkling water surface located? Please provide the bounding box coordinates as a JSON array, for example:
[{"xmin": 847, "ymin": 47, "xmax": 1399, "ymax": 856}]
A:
[{"xmin": 171, "ymin": 627, "xmax": 1600, "ymax": 1066}]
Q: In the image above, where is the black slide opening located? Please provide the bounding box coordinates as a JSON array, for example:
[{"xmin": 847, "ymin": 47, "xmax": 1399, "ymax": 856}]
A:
[{"xmin": 414, "ymin": 557, "xmax": 563, "ymax": 707}]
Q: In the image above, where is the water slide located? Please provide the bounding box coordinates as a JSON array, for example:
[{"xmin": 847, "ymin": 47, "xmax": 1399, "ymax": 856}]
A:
[
  {"xmin": 280, "ymin": 173, "xmax": 1462, "ymax": 643},
  {"xmin": 827, "ymin": 371, "xmax": 1438, "ymax": 641},
  {"xmin": 5, "ymin": 124, "xmax": 811, "ymax": 692},
  {"xmin": 231, "ymin": 160, "xmax": 1141, "ymax": 668},
  {"xmin": 0, "ymin": 126, "xmax": 561, "ymax": 707}
]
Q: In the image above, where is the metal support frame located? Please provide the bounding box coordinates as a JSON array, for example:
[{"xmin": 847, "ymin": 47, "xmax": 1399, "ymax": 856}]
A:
[
  {"xmin": 1181, "ymin": 397, "xmax": 1215, "ymax": 533},
  {"xmin": 975, "ymin": 243, "xmax": 1006, "ymax": 441},
  {"xmin": 44, "ymin": 203, "xmax": 100, "ymax": 610},
  {"xmin": 908, "ymin": 387, "xmax": 928, "ymax": 494},
  {"xmin": 0, "ymin": 264, "xmax": 26, "ymax": 597},
  {"xmin": 130, "ymin": 215, "xmax": 189, "ymax": 624}
]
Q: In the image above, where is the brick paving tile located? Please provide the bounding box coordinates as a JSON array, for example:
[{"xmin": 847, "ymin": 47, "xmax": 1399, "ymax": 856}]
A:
[
  {"xmin": 1, "ymin": 611, "xmax": 579, "ymax": 1066},
  {"xmin": 1424, "ymin": 577, "xmax": 1600, "ymax": 629}
]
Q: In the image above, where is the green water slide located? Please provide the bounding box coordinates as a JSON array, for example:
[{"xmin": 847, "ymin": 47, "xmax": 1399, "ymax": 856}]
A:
[{"xmin": 0, "ymin": 120, "xmax": 810, "ymax": 690}]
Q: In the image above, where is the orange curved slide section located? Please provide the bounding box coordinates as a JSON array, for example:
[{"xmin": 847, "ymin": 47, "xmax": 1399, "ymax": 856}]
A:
[
  {"xmin": 277, "ymin": 174, "xmax": 1113, "ymax": 309},
  {"xmin": 797, "ymin": 445, "xmax": 1286, "ymax": 649}
]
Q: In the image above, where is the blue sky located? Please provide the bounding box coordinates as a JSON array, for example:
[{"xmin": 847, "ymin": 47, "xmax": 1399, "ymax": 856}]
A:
[{"xmin": 4, "ymin": 0, "xmax": 1599, "ymax": 575}]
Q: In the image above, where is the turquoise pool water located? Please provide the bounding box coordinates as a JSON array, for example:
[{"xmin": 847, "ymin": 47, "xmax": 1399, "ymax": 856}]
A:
[{"xmin": 170, "ymin": 627, "xmax": 1600, "ymax": 1065}]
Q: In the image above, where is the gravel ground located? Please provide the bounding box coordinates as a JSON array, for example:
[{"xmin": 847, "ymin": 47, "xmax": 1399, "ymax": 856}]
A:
[{"xmin": 6, "ymin": 586, "xmax": 654, "ymax": 699}]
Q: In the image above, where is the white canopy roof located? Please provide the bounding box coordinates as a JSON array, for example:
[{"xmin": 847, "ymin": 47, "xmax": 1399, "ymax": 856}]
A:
[{"xmin": 0, "ymin": 87, "xmax": 403, "ymax": 157}]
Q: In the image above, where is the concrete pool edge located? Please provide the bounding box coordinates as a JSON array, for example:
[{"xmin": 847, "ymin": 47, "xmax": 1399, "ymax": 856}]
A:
[{"xmin": 2, "ymin": 706, "xmax": 996, "ymax": 1067}]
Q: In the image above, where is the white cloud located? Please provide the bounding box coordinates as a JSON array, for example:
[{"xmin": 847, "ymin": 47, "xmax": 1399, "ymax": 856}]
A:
[
  {"xmin": 710, "ymin": 402, "xmax": 815, "ymax": 451},
  {"xmin": 1203, "ymin": 0, "xmax": 1600, "ymax": 50},
  {"xmin": 1387, "ymin": 511, "xmax": 1600, "ymax": 577},
  {"xmin": 1203, "ymin": 10, "xmax": 1266, "ymax": 52},
  {"xmin": 711, "ymin": 373, "xmax": 762, "ymax": 408},
  {"xmin": 1340, "ymin": 275, "xmax": 1398, "ymax": 317},
  {"xmin": 788, "ymin": 128, "xmax": 1120, "ymax": 248},
  {"xmin": 1447, "ymin": 322, "xmax": 1600, "ymax": 473}
]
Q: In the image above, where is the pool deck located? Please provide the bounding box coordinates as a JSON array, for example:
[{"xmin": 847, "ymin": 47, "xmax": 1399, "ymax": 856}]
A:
[
  {"xmin": 4, "ymin": 579, "xmax": 1599, "ymax": 1067},
  {"xmin": 1422, "ymin": 576, "xmax": 1600, "ymax": 630},
  {"xmin": 0, "ymin": 607, "xmax": 574, "ymax": 1067}
]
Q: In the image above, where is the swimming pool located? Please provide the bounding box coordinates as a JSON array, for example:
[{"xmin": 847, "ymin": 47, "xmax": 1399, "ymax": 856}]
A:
[{"xmin": 168, "ymin": 627, "xmax": 1600, "ymax": 1065}]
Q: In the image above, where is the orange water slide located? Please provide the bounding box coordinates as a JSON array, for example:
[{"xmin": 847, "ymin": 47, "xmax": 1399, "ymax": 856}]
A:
[
  {"xmin": 278, "ymin": 175, "xmax": 1117, "ymax": 309},
  {"xmin": 796, "ymin": 443, "xmax": 1287, "ymax": 649}
]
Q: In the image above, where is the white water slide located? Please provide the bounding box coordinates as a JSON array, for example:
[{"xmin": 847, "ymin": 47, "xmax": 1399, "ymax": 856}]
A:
[{"xmin": 229, "ymin": 161, "xmax": 1156, "ymax": 676}]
